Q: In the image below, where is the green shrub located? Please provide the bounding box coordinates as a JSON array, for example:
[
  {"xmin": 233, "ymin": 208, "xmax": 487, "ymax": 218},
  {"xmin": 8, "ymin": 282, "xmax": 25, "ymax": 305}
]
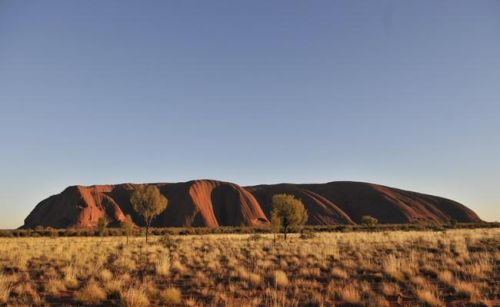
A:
[{"xmin": 361, "ymin": 215, "xmax": 378, "ymax": 226}]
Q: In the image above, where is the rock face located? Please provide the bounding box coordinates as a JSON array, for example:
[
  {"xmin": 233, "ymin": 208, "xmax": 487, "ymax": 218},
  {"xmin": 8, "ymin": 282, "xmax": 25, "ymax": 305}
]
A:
[
  {"xmin": 23, "ymin": 180, "xmax": 482, "ymax": 228},
  {"xmin": 248, "ymin": 182, "xmax": 481, "ymax": 225}
]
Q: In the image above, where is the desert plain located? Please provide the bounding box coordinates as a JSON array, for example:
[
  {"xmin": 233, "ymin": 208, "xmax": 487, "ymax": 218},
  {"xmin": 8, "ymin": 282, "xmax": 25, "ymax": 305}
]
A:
[{"xmin": 0, "ymin": 228, "xmax": 498, "ymax": 306}]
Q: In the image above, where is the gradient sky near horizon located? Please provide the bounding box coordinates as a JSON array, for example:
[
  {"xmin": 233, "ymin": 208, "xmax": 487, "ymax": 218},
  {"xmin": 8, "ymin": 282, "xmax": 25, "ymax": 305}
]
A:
[{"xmin": 1, "ymin": 1, "xmax": 499, "ymax": 228}]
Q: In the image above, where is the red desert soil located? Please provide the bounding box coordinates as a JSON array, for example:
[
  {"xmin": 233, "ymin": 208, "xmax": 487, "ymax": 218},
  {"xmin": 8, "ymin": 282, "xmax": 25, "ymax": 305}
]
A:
[{"xmin": 23, "ymin": 180, "xmax": 482, "ymax": 228}]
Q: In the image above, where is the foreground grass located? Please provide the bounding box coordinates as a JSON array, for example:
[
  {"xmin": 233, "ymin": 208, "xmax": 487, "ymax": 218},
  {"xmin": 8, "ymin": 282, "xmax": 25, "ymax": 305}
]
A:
[{"xmin": 0, "ymin": 229, "xmax": 498, "ymax": 306}]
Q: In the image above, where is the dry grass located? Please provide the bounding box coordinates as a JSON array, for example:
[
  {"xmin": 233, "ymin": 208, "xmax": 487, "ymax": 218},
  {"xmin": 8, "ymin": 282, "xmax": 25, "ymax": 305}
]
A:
[
  {"xmin": 248, "ymin": 272, "xmax": 262, "ymax": 287},
  {"xmin": 415, "ymin": 287, "xmax": 443, "ymax": 306},
  {"xmin": 44, "ymin": 278, "xmax": 66, "ymax": 295},
  {"xmin": 273, "ymin": 270, "xmax": 289, "ymax": 288},
  {"xmin": 120, "ymin": 287, "xmax": 150, "ymax": 307},
  {"xmin": 382, "ymin": 254, "xmax": 405, "ymax": 281},
  {"xmin": 159, "ymin": 287, "xmax": 182, "ymax": 304},
  {"xmin": 155, "ymin": 256, "xmax": 170, "ymax": 277},
  {"xmin": 331, "ymin": 267, "xmax": 348, "ymax": 279},
  {"xmin": 0, "ymin": 276, "xmax": 12, "ymax": 304},
  {"xmin": 63, "ymin": 266, "xmax": 80, "ymax": 289},
  {"xmin": 99, "ymin": 269, "xmax": 113, "ymax": 282},
  {"xmin": 0, "ymin": 228, "xmax": 497, "ymax": 305},
  {"xmin": 338, "ymin": 284, "xmax": 361, "ymax": 304},
  {"xmin": 454, "ymin": 280, "xmax": 481, "ymax": 299},
  {"xmin": 380, "ymin": 281, "xmax": 400, "ymax": 296},
  {"xmin": 12, "ymin": 282, "xmax": 43, "ymax": 305},
  {"xmin": 76, "ymin": 280, "xmax": 107, "ymax": 304},
  {"xmin": 437, "ymin": 270, "xmax": 454, "ymax": 285}
]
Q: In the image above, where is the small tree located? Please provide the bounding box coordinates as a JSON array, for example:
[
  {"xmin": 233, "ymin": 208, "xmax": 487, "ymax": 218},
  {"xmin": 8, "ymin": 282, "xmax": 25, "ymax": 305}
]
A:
[
  {"xmin": 270, "ymin": 194, "xmax": 308, "ymax": 240},
  {"xmin": 130, "ymin": 185, "xmax": 168, "ymax": 242},
  {"xmin": 121, "ymin": 214, "xmax": 134, "ymax": 244},
  {"xmin": 361, "ymin": 215, "xmax": 378, "ymax": 226},
  {"xmin": 97, "ymin": 217, "xmax": 106, "ymax": 237},
  {"xmin": 270, "ymin": 212, "xmax": 281, "ymax": 243}
]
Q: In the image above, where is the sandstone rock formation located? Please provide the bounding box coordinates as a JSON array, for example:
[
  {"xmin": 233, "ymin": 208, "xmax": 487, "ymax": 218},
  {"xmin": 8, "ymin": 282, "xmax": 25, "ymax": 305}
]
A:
[{"xmin": 22, "ymin": 180, "xmax": 482, "ymax": 228}]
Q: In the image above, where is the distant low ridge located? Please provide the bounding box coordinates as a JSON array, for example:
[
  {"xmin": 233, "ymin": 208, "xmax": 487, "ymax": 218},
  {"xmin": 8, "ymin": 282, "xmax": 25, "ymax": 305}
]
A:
[{"xmin": 22, "ymin": 180, "xmax": 482, "ymax": 228}]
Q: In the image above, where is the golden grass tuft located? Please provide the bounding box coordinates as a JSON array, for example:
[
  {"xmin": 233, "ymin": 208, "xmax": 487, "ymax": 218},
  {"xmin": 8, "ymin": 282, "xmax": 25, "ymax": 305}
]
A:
[
  {"xmin": 331, "ymin": 267, "xmax": 348, "ymax": 279},
  {"xmin": 415, "ymin": 288, "xmax": 443, "ymax": 306},
  {"xmin": 44, "ymin": 278, "xmax": 66, "ymax": 295},
  {"xmin": 372, "ymin": 294, "xmax": 390, "ymax": 307},
  {"xmin": 170, "ymin": 260, "xmax": 186, "ymax": 274},
  {"xmin": 76, "ymin": 280, "xmax": 107, "ymax": 304},
  {"xmin": 0, "ymin": 278, "xmax": 12, "ymax": 304},
  {"xmin": 380, "ymin": 282, "xmax": 400, "ymax": 296},
  {"xmin": 437, "ymin": 270, "xmax": 454, "ymax": 285},
  {"xmin": 99, "ymin": 269, "xmax": 113, "ymax": 282},
  {"xmin": 120, "ymin": 287, "xmax": 150, "ymax": 307},
  {"xmin": 155, "ymin": 257, "xmax": 170, "ymax": 277},
  {"xmin": 114, "ymin": 256, "xmax": 136, "ymax": 271},
  {"xmin": 338, "ymin": 285, "xmax": 361, "ymax": 304},
  {"xmin": 410, "ymin": 275, "xmax": 427, "ymax": 287},
  {"xmin": 248, "ymin": 272, "xmax": 262, "ymax": 287},
  {"xmin": 12, "ymin": 282, "xmax": 43, "ymax": 305},
  {"xmin": 273, "ymin": 270, "xmax": 289, "ymax": 288},
  {"xmin": 453, "ymin": 281, "xmax": 480, "ymax": 299},
  {"xmin": 382, "ymin": 254, "xmax": 404, "ymax": 281},
  {"xmin": 237, "ymin": 268, "xmax": 250, "ymax": 281},
  {"xmin": 106, "ymin": 279, "xmax": 123, "ymax": 295},
  {"xmin": 159, "ymin": 287, "xmax": 182, "ymax": 304},
  {"xmin": 64, "ymin": 273, "xmax": 79, "ymax": 289}
]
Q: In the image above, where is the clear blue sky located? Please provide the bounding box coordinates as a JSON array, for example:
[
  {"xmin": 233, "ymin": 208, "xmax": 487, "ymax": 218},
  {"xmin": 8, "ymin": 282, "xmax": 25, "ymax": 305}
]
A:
[{"xmin": 1, "ymin": 1, "xmax": 499, "ymax": 228}]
